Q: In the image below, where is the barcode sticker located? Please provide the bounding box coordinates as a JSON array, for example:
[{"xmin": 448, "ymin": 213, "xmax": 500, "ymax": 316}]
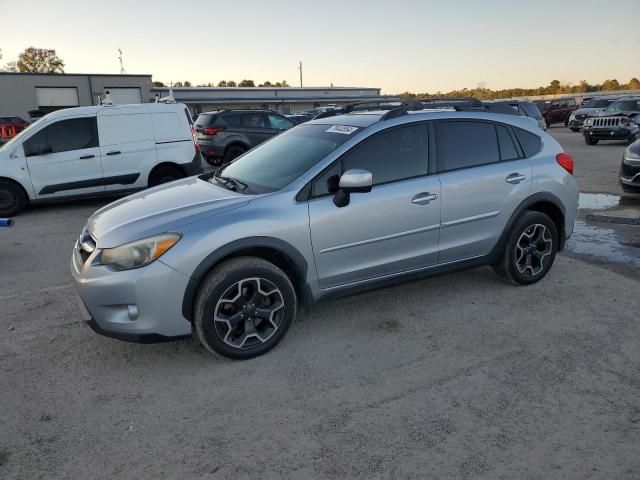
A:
[{"xmin": 325, "ymin": 125, "xmax": 358, "ymax": 135}]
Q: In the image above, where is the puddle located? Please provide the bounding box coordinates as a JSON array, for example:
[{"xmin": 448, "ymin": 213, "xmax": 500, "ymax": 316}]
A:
[
  {"xmin": 565, "ymin": 220, "xmax": 640, "ymax": 268},
  {"xmin": 578, "ymin": 192, "xmax": 640, "ymax": 211},
  {"xmin": 578, "ymin": 193, "xmax": 621, "ymax": 210}
]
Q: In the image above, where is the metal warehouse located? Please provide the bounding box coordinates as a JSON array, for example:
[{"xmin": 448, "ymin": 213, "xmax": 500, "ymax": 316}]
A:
[
  {"xmin": 151, "ymin": 86, "xmax": 395, "ymax": 115},
  {"xmin": 0, "ymin": 72, "xmax": 153, "ymax": 121},
  {"xmin": 0, "ymin": 72, "xmax": 392, "ymax": 120}
]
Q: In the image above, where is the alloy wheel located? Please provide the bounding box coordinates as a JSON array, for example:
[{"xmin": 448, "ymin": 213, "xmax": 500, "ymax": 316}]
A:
[
  {"xmin": 213, "ymin": 277, "xmax": 284, "ymax": 349},
  {"xmin": 514, "ymin": 224, "xmax": 553, "ymax": 277}
]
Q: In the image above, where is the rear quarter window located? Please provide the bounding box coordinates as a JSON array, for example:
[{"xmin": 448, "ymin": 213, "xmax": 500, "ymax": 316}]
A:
[
  {"xmin": 513, "ymin": 127, "xmax": 542, "ymax": 157},
  {"xmin": 195, "ymin": 114, "xmax": 217, "ymax": 127}
]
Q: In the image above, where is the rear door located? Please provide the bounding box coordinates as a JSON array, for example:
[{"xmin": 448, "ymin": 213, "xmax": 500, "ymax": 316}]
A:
[
  {"xmin": 308, "ymin": 123, "xmax": 441, "ymax": 288},
  {"xmin": 23, "ymin": 116, "xmax": 104, "ymax": 198},
  {"xmin": 436, "ymin": 120, "xmax": 533, "ymax": 263},
  {"xmin": 240, "ymin": 112, "xmax": 272, "ymax": 146},
  {"xmin": 97, "ymin": 108, "xmax": 155, "ymax": 191}
]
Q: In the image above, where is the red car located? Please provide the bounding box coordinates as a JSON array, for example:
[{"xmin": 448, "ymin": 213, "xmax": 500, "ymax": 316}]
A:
[{"xmin": 534, "ymin": 98, "xmax": 578, "ymax": 127}]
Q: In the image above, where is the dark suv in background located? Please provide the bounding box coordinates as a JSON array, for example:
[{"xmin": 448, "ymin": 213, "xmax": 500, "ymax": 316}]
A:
[
  {"xmin": 195, "ymin": 110, "xmax": 295, "ymax": 165},
  {"xmin": 534, "ymin": 97, "xmax": 578, "ymax": 127}
]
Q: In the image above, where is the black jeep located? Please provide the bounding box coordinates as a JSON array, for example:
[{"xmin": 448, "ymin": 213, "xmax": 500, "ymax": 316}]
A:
[{"xmin": 583, "ymin": 97, "xmax": 640, "ymax": 145}]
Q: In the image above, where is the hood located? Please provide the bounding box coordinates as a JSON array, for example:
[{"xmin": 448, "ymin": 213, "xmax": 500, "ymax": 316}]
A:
[
  {"xmin": 87, "ymin": 175, "xmax": 250, "ymax": 247},
  {"xmin": 572, "ymin": 107, "xmax": 604, "ymax": 116},
  {"xmin": 593, "ymin": 110, "xmax": 636, "ymax": 118}
]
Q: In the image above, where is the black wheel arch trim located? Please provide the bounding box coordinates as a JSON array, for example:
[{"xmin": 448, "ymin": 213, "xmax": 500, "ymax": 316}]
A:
[
  {"xmin": 181, "ymin": 236, "xmax": 311, "ymax": 322},
  {"xmin": 491, "ymin": 191, "xmax": 567, "ymax": 258}
]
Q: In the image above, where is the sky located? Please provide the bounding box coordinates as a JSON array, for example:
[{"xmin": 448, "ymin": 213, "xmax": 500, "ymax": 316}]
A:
[{"xmin": 1, "ymin": 0, "xmax": 638, "ymax": 94}]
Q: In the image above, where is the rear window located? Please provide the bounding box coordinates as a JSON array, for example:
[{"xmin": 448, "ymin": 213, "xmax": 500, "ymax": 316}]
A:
[
  {"xmin": 195, "ymin": 113, "xmax": 217, "ymax": 127},
  {"xmin": 521, "ymin": 103, "xmax": 543, "ymax": 119},
  {"xmin": 513, "ymin": 127, "xmax": 542, "ymax": 157}
]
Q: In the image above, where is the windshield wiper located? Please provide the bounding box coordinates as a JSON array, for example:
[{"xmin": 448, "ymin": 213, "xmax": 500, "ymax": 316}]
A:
[{"xmin": 212, "ymin": 168, "xmax": 248, "ymax": 192}]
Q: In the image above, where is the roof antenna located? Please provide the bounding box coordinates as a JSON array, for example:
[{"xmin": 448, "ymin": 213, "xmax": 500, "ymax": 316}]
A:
[
  {"xmin": 118, "ymin": 48, "xmax": 126, "ymax": 75},
  {"xmin": 158, "ymin": 88, "xmax": 176, "ymax": 104},
  {"xmin": 102, "ymin": 90, "xmax": 114, "ymax": 106},
  {"xmin": 154, "ymin": 93, "xmax": 160, "ymax": 103}
]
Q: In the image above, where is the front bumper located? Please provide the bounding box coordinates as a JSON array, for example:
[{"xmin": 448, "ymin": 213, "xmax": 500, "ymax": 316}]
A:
[
  {"xmin": 72, "ymin": 245, "xmax": 193, "ymax": 341},
  {"xmin": 568, "ymin": 118, "xmax": 585, "ymax": 129},
  {"xmin": 620, "ymin": 160, "xmax": 640, "ymax": 190},
  {"xmin": 583, "ymin": 126, "xmax": 638, "ymax": 140}
]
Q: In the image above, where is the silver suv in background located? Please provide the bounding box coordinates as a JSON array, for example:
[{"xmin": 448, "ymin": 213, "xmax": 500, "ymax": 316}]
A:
[
  {"xmin": 72, "ymin": 101, "xmax": 578, "ymax": 359},
  {"xmin": 194, "ymin": 110, "xmax": 295, "ymax": 166}
]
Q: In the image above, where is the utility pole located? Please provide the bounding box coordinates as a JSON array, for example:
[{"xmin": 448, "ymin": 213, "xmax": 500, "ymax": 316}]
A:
[
  {"xmin": 298, "ymin": 60, "xmax": 303, "ymax": 87},
  {"xmin": 118, "ymin": 49, "xmax": 125, "ymax": 74}
]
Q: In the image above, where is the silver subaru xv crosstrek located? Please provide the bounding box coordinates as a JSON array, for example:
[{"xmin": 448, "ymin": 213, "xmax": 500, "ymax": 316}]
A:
[{"xmin": 72, "ymin": 102, "xmax": 578, "ymax": 359}]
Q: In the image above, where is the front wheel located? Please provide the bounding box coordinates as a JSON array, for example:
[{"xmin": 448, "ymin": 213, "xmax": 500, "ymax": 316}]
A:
[
  {"xmin": 494, "ymin": 211, "xmax": 558, "ymax": 285},
  {"xmin": 585, "ymin": 136, "xmax": 599, "ymax": 145},
  {"xmin": 193, "ymin": 257, "xmax": 297, "ymax": 359},
  {"xmin": 0, "ymin": 180, "xmax": 26, "ymax": 217}
]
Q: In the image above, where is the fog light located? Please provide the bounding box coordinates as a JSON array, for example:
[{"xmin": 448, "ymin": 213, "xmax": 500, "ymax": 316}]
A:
[{"xmin": 127, "ymin": 304, "xmax": 139, "ymax": 320}]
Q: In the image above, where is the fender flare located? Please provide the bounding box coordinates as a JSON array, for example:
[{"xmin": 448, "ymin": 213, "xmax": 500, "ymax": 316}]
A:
[
  {"xmin": 490, "ymin": 191, "xmax": 567, "ymax": 261},
  {"xmin": 181, "ymin": 236, "xmax": 309, "ymax": 321}
]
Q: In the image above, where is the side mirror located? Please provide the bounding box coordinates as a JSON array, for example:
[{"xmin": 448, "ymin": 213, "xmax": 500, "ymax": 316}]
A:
[{"xmin": 333, "ymin": 169, "xmax": 372, "ymax": 207}]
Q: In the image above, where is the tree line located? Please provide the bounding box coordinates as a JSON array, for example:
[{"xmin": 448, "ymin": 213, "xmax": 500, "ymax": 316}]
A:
[
  {"xmin": 399, "ymin": 78, "xmax": 640, "ymax": 100},
  {"xmin": 1, "ymin": 47, "xmax": 65, "ymax": 73},
  {"xmin": 153, "ymin": 80, "xmax": 290, "ymax": 88}
]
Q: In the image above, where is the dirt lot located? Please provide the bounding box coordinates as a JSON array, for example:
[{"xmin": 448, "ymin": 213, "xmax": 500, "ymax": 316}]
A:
[{"xmin": 1, "ymin": 128, "xmax": 639, "ymax": 479}]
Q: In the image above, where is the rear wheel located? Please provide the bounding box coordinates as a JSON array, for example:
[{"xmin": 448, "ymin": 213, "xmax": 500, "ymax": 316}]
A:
[
  {"xmin": 149, "ymin": 165, "xmax": 184, "ymax": 187},
  {"xmin": 585, "ymin": 136, "xmax": 599, "ymax": 145},
  {"xmin": 494, "ymin": 211, "xmax": 558, "ymax": 285},
  {"xmin": 223, "ymin": 145, "xmax": 246, "ymax": 164},
  {"xmin": 0, "ymin": 180, "xmax": 26, "ymax": 217},
  {"xmin": 193, "ymin": 257, "xmax": 297, "ymax": 359},
  {"xmin": 570, "ymin": 127, "xmax": 580, "ymax": 132}
]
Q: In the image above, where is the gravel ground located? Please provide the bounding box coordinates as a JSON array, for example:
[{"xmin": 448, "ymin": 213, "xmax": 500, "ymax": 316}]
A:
[{"xmin": 1, "ymin": 127, "xmax": 639, "ymax": 479}]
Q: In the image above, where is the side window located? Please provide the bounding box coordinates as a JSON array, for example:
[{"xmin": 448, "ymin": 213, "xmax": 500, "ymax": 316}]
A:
[
  {"xmin": 513, "ymin": 127, "xmax": 542, "ymax": 157},
  {"xmin": 567, "ymin": 98, "xmax": 576, "ymax": 107},
  {"xmin": 219, "ymin": 113, "xmax": 242, "ymax": 127},
  {"xmin": 241, "ymin": 112, "xmax": 267, "ymax": 128},
  {"xmin": 342, "ymin": 124, "xmax": 428, "ymax": 185},
  {"xmin": 496, "ymin": 126, "xmax": 520, "ymax": 161},
  {"xmin": 24, "ymin": 118, "xmax": 98, "ymax": 156},
  {"xmin": 268, "ymin": 114, "xmax": 295, "ymax": 130},
  {"xmin": 436, "ymin": 121, "xmax": 499, "ymax": 171}
]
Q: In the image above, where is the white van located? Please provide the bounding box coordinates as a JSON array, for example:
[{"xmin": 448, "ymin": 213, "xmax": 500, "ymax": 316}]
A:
[{"xmin": 0, "ymin": 102, "xmax": 202, "ymax": 216}]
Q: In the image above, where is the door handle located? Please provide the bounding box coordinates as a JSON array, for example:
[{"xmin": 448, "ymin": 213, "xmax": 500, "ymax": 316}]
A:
[
  {"xmin": 106, "ymin": 150, "xmax": 121, "ymax": 156},
  {"xmin": 506, "ymin": 173, "xmax": 526, "ymax": 184},
  {"xmin": 79, "ymin": 154, "xmax": 95, "ymax": 159},
  {"xmin": 412, "ymin": 192, "xmax": 438, "ymax": 205}
]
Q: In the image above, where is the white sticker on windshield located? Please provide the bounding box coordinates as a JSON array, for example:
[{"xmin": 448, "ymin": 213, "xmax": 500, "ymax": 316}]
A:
[{"xmin": 326, "ymin": 125, "xmax": 358, "ymax": 135}]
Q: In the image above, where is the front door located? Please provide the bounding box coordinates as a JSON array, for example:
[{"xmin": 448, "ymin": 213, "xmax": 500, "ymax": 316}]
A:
[
  {"xmin": 435, "ymin": 120, "xmax": 533, "ymax": 263},
  {"xmin": 23, "ymin": 116, "xmax": 104, "ymax": 198},
  {"xmin": 308, "ymin": 123, "xmax": 441, "ymax": 289}
]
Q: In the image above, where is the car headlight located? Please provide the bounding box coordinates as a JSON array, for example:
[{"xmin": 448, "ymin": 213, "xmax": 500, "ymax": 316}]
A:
[
  {"xmin": 624, "ymin": 148, "xmax": 640, "ymax": 162},
  {"xmin": 584, "ymin": 118, "xmax": 593, "ymax": 126},
  {"xmin": 100, "ymin": 234, "xmax": 181, "ymax": 271}
]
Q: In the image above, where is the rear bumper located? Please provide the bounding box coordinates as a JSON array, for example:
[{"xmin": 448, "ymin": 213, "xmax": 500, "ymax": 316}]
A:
[
  {"xmin": 183, "ymin": 152, "xmax": 204, "ymax": 176},
  {"xmin": 197, "ymin": 141, "xmax": 225, "ymax": 159}
]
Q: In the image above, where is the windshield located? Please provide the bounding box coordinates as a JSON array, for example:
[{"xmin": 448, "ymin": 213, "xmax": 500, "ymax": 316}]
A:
[
  {"xmin": 583, "ymin": 98, "xmax": 612, "ymax": 109},
  {"xmin": 218, "ymin": 123, "xmax": 361, "ymax": 193},
  {"xmin": 605, "ymin": 99, "xmax": 640, "ymax": 113}
]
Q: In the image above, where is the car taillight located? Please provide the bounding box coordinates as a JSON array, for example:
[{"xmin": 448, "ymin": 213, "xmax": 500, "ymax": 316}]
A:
[
  {"xmin": 191, "ymin": 126, "xmax": 200, "ymax": 152},
  {"xmin": 556, "ymin": 152, "xmax": 573, "ymax": 175},
  {"xmin": 203, "ymin": 127, "xmax": 225, "ymax": 136}
]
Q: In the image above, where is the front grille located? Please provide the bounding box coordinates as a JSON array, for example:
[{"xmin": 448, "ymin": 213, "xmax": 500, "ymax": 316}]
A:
[
  {"xmin": 76, "ymin": 228, "xmax": 97, "ymax": 265},
  {"xmin": 622, "ymin": 162, "xmax": 640, "ymax": 177},
  {"xmin": 592, "ymin": 117, "xmax": 622, "ymax": 127}
]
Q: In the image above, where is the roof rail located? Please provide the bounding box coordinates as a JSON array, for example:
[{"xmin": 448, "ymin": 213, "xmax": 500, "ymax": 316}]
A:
[
  {"xmin": 379, "ymin": 100, "xmax": 424, "ymax": 121},
  {"xmin": 343, "ymin": 100, "xmax": 413, "ymax": 113},
  {"xmin": 421, "ymin": 97, "xmax": 482, "ymax": 106}
]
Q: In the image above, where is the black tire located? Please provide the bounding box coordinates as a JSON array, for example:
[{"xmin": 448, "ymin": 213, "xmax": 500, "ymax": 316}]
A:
[
  {"xmin": 545, "ymin": 119, "xmax": 551, "ymax": 128},
  {"xmin": 0, "ymin": 179, "xmax": 27, "ymax": 217},
  {"xmin": 494, "ymin": 211, "xmax": 558, "ymax": 286},
  {"xmin": 223, "ymin": 145, "xmax": 246, "ymax": 164},
  {"xmin": 193, "ymin": 257, "xmax": 297, "ymax": 360},
  {"xmin": 564, "ymin": 118, "xmax": 569, "ymax": 127},
  {"xmin": 570, "ymin": 127, "xmax": 580, "ymax": 132},
  {"xmin": 585, "ymin": 136, "xmax": 599, "ymax": 145},
  {"xmin": 149, "ymin": 165, "xmax": 184, "ymax": 187},
  {"xmin": 203, "ymin": 156, "xmax": 222, "ymax": 167}
]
